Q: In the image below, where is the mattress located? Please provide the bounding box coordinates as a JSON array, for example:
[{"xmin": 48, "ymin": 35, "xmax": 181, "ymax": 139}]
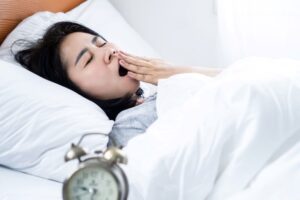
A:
[{"xmin": 0, "ymin": 166, "xmax": 61, "ymax": 200}]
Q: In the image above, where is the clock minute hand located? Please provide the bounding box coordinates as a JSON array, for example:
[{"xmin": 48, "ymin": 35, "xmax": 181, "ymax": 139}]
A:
[{"xmin": 78, "ymin": 186, "xmax": 89, "ymax": 192}]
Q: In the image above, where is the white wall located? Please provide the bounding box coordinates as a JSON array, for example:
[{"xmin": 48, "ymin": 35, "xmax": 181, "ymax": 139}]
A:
[
  {"xmin": 109, "ymin": 0, "xmax": 219, "ymax": 67},
  {"xmin": 217, "ymin": 0, "xmax": 300, "ymax": 66}
]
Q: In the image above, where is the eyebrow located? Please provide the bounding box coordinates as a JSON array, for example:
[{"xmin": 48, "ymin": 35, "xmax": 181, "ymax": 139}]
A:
[{"xmin": 74, "ymin": 36, "xmax": 98, "ymax": 66}]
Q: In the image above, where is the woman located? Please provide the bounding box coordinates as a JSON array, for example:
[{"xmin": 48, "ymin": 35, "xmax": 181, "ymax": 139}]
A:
[{"xmin": 14, "ymin": 21, "xmax": 221, "ymax": 147}]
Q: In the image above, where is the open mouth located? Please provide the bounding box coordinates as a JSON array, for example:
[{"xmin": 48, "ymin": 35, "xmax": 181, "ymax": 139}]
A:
[{"xmin": 118, "ymin": 64, "xmax": 128, "ymax": 77}]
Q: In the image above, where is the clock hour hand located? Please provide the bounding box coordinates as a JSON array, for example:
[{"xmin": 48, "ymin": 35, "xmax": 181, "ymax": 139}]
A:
[{"xmin": 76, "ymin": 186, "xmax": 98, "ymax": 194}]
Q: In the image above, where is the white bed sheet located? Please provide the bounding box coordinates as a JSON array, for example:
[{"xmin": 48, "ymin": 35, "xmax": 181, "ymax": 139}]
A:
[
  {"xmin": 0, "ymin": 166, "xmax": 61, "ymax": 200},
  {"xmin": 123, "ymin": 57, "xmax": 300, "ymax": 200}
]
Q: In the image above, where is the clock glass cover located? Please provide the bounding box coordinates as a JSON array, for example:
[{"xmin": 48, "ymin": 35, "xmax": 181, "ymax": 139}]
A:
[{"xmin": 65, "ymin": 165, "xmax": 119, "ymax": 200}]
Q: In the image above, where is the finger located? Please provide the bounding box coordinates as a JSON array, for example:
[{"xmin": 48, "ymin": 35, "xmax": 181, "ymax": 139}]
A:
[
  {"xmin": 119, "ymin": 50, "xmax": 150, "ymax": 62},
  {"xmin": 127, "ymin": 71, "xmax": 146, "ymax": 81},
  {"xmin": 128, "ymin": 71, "xmax": 158, "ymax": 85},
  {"xmin": 119, "ymin": 59, "xmax": 149, "ymax": 74},
  {"xmin": 118, "ymin": 52, "xmax": 152, "ymax": 67},
  {"xmin": 118, "ymin": 53, "xmax": 150, "ymax": 66},
  {"xmin": 128, "ymin": 71, "xmax": 156, "ymax": 84}
]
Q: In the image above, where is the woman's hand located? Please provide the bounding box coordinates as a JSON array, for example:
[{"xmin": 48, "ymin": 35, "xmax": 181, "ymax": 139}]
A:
[{"xmin": 117, "ymin": 51, "xmax": 176, "ymax": 85}]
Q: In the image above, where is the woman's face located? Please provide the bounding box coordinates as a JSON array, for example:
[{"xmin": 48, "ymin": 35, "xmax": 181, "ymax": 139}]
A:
[{"xmin": 59, "ymin": 32, "xmax": 139, "ymax": 100}]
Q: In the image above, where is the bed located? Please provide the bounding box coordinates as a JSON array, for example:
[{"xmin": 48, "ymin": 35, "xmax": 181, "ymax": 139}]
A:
[{"xmin": 1, "ymin": 0, "xmax": 300, "ymax": 200}]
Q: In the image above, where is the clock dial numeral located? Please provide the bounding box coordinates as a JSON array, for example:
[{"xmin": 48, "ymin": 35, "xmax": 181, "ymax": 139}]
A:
[
  {"xmin": 106, "ymin": 179, "xmax": 111, "ymax": 186},
  {"xmin": 89, "ymin": 179, "xmax": 98, "ymax": 187},
  {"xmin": 82, "ymin": 172, "xmax": 89, "ymax": 179},
  {"xmin": 76, "ymin": 179, "xmax": 83, "ymax": 185},
  {"xmin": 91, "ymin": 170, "xmax": 98, "ymax": 177},
  {"xmin": 75, "ymin": 196, "xmax": 81, "ymax": 200}
]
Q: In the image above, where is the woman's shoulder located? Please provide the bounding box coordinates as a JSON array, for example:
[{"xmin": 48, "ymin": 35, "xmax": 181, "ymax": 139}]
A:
[{"xmin": 115, "ymin": 93, "xmax": 157, "ymax": 122}]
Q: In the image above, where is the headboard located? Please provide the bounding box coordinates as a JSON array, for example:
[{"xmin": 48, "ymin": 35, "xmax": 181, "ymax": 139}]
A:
[{"xmin": 0, "ymin": 0, "xmax": 85, "ymax": 44}]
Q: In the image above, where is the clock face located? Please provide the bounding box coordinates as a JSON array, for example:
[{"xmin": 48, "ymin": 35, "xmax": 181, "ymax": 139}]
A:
[{"xmin": 64, "ymin": 165, "xmax": 119, "ymax": 200}]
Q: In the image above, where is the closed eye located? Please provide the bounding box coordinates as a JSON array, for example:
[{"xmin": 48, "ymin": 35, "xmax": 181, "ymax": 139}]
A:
[
  {"xmin": 86, "ymin": 55, "xmax": 93, "ymax": 66},
  {"xmin": 84, "ymin": 38, "xmax": 107, "ymax": 67},
  {"xmin": 97, "ymin": 41, "xmax": 107, "ymax": 48}
]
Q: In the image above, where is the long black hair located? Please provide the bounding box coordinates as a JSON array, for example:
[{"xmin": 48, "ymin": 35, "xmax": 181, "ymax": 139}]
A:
[{"xmin": 13, "ymin": 21, "xmax": 143, "ymax": 120}]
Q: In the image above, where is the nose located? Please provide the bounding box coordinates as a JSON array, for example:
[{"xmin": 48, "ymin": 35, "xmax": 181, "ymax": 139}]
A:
[{"xmin": 104, "ymin": 48, "xmax": 117, "ymax": 64}]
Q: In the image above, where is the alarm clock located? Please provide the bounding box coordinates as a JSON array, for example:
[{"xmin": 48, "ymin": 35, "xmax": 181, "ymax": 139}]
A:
[{"xmin": 62, "ymin": 133, "xmax": 129, "ymax": 200}]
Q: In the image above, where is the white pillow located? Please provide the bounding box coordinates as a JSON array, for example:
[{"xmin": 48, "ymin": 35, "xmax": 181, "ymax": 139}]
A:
[
  {"xmin": 0, "ymin": 12, "xmax": 73, "ymax": 63},
  {"xmin": 0, "ymin": 0, "xmax": 159, "ymax": 182},
  {"xmin": 0, "ymin": 59, "xmax": 113, "ymax": 182}
]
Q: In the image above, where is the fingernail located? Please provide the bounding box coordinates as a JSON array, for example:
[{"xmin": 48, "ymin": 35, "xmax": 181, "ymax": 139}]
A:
[{"xmin": 119, "ymin": 60, "xmax": 125, "ymax": 65}]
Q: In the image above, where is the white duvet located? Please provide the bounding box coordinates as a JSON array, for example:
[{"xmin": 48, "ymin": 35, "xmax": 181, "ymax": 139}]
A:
[{"xmin": 123, "ymin": 57, "xmax": 300, "ymax": 200}]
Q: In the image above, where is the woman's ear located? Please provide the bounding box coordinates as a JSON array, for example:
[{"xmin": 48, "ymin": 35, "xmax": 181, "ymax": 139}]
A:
[{"xmin": 135, "ymin": 97, "xmax": 145, "ymax": 105}]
